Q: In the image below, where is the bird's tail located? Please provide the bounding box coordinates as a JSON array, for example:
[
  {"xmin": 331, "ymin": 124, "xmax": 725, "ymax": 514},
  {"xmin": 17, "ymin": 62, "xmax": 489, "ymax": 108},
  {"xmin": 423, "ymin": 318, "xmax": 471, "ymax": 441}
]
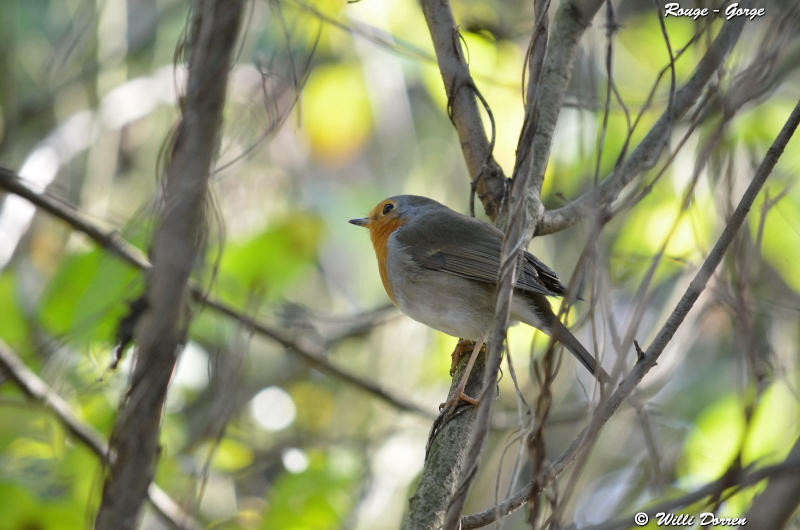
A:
[{"xmin": 550, "ymin": 321, "xmax": 611, "ymax": 385}]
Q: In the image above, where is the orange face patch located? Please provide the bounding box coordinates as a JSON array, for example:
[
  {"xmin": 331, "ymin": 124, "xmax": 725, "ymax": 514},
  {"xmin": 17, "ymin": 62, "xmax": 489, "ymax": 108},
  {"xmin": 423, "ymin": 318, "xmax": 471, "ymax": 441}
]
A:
[{"xmin": 367, "ymin": 204, "xmax": 406, "ymax": 305}]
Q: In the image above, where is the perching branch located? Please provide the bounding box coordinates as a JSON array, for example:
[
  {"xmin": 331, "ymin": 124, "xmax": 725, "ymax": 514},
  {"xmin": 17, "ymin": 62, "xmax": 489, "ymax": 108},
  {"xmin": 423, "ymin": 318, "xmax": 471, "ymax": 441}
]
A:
[
  {"xmin": 414, "ymin": 1, "xmax": 608, "ymax": 526},
  {"xmin": 95, "ymin": 1, "xmax": 245, "ymax": 528},
  {"xmin": 537, "ymin": 8, "xmax": 748, "ymax": 235},
  {"xmin": 0, "ymin": 166, "xmax": 432, "ymax": 419},
  {"xmin": 460, "ymin": 98, "xmax": 800, "ymax": 529},
  {"xmin": 442, "ymin": 161, "xmax": 531, "ymax": 528},
  {"xmin": 419, "ymin": 0, "xmax": 506, "ymax": 220},
  {"xmin": 0, "ymin": 340, "xmax": 200, "ymax": 530},
  {"xmin": 401, "ymin": 352, "xmax": 487, "ymax": 530}
]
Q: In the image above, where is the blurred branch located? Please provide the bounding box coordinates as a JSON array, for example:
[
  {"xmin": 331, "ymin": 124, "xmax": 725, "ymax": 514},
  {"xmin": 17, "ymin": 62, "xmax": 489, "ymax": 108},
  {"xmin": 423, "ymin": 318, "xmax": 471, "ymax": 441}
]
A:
[
  {"xmin": 204, "ymin": 297, "xmax": 434, "ymax": 417},
  {"xmin": 419, "ymin": 0, "xmax": 507, "ymax": 220},
  {"xmin": 290, "ymin": 0, "xmax": 433, "ymax": 63},
  {"xmin": 580, "ymin": 452, "xmax": 800, "ymax": 530},
  {"xmin": 0, "ymin": 339, "xmax": 200, "ymax": 530},
  {"xmin": 743, "ymin": 435, "xmax": 800, "ymax": 528},
  {"xmin": 288, "ymin": 0, "xmax": 620, "ymax": 109},
  {"xmin": 0, "ymin": 167, "xmax": 433, "ymax": 419},
  {"xmin": 537, "ymin": 9, "xmax": 748, "ymax": 235},
  {"xmin": 95, "ymin": 1, "xmax": 245, "ymax": 527},
  {"xmin": 460, "ymin": 98, "xmax": 800, "ymax": 529},
  {"xmin": 0, "ymin": 0, "xmax": 184, "ymax": 156}
]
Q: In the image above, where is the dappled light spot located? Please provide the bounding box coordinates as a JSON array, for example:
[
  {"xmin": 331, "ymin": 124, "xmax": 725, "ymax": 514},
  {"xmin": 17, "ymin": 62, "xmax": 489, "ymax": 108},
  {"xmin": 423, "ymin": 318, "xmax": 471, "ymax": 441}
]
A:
[
  {"xmin": 250, "ymin": 386, "xmax": 297, "ymax": 431},
  {"xmin": 282, "ymin": 448, "xmax": 310, "ymax": 473}
]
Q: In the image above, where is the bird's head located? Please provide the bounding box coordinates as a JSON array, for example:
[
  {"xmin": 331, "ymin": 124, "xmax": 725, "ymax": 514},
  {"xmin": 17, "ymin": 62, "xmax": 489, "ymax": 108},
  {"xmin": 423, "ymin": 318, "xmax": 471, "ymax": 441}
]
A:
[
  {"xmin": 349, "ymin": 195, "xmax": 446, "ymax": 246},
  {"xmin": 350, "ymin": 194, "xmax": 443, "ymax": 227}
]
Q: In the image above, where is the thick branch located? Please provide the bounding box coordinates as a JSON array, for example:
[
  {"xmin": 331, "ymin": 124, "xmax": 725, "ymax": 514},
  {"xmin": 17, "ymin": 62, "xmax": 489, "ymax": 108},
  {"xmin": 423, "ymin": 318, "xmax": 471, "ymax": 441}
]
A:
[
  {"xmin": 419, "ymin": 0, "xmax": 506, "ymax": 220},
  {"xmin": 401, "ymin": 352, "xmax": 486, "ymax": 529},
  {"xmin": 95, "ymin": 2, "xmax": 244, "ymax": 528},
  {"xmin": 0, "ymin": 166, "xmax": 431, "ymax": 418},
  {"xmin": 538, "ymin": 10, "xmax": 747, "ymax": 235},
  {"xmin": 0, "ymin": 340, "xmax": 200, "ymax": 530},
  {"xmin": 461, "ymin": 98, "xmax": 800, "ymax": 529}
]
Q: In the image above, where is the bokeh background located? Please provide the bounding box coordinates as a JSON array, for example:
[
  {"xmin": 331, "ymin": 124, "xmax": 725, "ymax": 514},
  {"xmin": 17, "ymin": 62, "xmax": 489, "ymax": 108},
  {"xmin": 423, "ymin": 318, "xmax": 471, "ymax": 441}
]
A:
[{"xmin": 1, "ymin": 0, "xmax": 800, "ymax": 528}]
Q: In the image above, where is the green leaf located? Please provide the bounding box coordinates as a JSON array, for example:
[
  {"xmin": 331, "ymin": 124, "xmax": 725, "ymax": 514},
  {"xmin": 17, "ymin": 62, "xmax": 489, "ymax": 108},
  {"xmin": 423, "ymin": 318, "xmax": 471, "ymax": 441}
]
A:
[
  {"xmin": 0, "ymin": 271, "xmax": 31, "ymax": 353},
  {"xmin": 679, "ymin": 383, "xmax": 800, "ymax": 487},
  {"xmin": 0, "ymin": 482, "xmax": 36, "ymax": 529},
  {"xmin": 217, "ymin": 214, "xmax": 324, "ymax": 304},
  {"xmin": 302, "ymin": 63, "xmax": 373, "ymax": 163},
  {"xmin": 261, "ymin": 451, "xmax": 356, "ymax": 530},
  {"xmin": 38, "ymin": 248, "xmax": 141, "ymax": 344},
  {"xmin": 210, "ymin": 438, "xmax": 255, "ymax": 472},
  {"xmin": 679, "ymin": 393, "xmax": 746, "ymax": 484}
]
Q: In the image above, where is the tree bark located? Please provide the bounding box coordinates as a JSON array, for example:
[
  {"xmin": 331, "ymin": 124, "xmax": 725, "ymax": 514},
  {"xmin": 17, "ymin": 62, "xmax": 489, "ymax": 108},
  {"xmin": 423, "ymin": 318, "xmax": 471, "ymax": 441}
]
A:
[{"xmin": 402, "ymin": 352, "xmax": 486, "ymax": 530}]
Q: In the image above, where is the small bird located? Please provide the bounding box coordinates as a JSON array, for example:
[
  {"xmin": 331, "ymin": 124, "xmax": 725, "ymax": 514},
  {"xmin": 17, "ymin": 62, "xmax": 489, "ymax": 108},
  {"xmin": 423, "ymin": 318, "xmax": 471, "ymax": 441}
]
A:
[{"xmin": 350, "ymin": 195, "xmax": 609, "ymax": 409}]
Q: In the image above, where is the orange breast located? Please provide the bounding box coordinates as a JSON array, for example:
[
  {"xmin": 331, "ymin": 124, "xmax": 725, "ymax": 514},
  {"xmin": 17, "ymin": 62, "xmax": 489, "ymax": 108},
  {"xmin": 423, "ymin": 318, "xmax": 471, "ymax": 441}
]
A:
[{"xmin": 369, "ymin": 217, "xmax": 407, "ymax": 305}]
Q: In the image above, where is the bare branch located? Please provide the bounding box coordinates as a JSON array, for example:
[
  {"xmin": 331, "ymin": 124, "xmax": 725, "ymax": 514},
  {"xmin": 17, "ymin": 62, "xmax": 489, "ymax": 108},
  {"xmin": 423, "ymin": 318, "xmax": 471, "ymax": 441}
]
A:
[
  {"xmin": 515, "ymin": 0, "xmax": 606, "ymax": 229},
  {"xmin": 0, "ymin": 166, "xmax": 432, "ymax": 418},
  {"xmin": 461, "ymin": 98, "xmax": 800, "ymax": 529},
  {"xmin": 95, "ymin": 2, "xmax": 245, "ymax": 527},
  {"xmin": 0, "ymin": 340, "xmax": 200, "ymax": 530},
  {"xmin": 419, "ymin": 0, "xmax": 506, "ymax": 220},
  {"xmin": 538, "ymin": 9, "xmax": 749, "ymax": 235},
  {"xmin": 744, "ymin": 434, "xmax": 800, "ymax": 528}
]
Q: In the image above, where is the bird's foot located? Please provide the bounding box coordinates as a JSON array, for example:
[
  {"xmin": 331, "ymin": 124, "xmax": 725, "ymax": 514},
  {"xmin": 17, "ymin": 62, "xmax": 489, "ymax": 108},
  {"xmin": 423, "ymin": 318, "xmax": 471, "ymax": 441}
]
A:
[
  {"xmin": 438, "ymin": 389, "xmax": 479, "ymax": 417},
  {"xmin": 450, "ymin": 339, "xmax": 476, "ymax": 376}
]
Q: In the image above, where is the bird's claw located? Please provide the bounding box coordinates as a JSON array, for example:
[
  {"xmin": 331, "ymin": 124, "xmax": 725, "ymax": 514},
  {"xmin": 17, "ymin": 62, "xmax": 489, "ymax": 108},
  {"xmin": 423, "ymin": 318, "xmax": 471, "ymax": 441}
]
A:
[{"xmin": 438, "ymin": 391, "xmax": 479, "ymax": 417}]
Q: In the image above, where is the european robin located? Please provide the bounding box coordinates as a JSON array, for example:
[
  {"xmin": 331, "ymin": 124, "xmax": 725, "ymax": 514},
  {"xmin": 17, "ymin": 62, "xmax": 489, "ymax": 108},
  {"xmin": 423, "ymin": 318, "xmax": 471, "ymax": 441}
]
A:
[{"xmin": 350, "ymin": 195, "xmax": 609, "ymax": 409}]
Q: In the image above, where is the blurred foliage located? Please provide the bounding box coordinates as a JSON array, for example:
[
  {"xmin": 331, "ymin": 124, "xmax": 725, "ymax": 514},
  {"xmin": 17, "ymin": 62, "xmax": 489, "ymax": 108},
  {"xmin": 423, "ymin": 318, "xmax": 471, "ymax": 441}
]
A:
[{"xmin": 0, "ymin": 0, "xmax": 799, "ymax": 528}]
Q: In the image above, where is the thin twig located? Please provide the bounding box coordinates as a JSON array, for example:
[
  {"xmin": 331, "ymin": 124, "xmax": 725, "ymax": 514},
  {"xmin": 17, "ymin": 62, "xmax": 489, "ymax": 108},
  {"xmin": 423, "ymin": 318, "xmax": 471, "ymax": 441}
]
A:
[{"xmin": 515, "ymin": 0, "xmax": 606, "ymax": 232}]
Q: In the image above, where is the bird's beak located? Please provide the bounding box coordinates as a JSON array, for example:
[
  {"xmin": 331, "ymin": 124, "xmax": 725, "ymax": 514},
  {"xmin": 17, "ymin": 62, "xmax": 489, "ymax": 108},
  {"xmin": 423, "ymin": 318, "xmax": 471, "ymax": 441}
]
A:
[{"xmin": 349, "ymin": 217, "xmax": 370, "ymax": 227}]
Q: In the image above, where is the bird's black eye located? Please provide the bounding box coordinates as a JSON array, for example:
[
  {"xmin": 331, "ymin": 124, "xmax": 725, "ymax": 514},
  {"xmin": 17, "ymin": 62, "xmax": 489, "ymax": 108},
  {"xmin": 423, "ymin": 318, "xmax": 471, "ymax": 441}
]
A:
[{"xmin": 382, "ymin": 203, "xmax": 394, "ymax": 215}]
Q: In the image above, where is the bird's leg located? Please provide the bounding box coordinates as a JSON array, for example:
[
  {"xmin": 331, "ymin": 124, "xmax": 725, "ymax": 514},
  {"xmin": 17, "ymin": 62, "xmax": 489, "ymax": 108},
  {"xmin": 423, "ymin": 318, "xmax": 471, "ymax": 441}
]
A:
[
  {"xmin": 450, "ymin": 339, "xmax": 475, "ymax": 376},
  {"xmin": 440, "ymin": 339, "xmax": 485, "ymax": 414}
]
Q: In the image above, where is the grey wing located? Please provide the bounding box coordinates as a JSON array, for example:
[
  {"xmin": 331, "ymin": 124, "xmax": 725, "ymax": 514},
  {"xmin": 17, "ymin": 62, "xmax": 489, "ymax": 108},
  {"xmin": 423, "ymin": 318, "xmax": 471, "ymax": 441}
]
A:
[
  {"xmin": 400, "ymin": 213, "xmax": 566, "ymax": 297},
  {"xmin": 523, "ymin": 252, "xmax": 567, "ymax": 296}
]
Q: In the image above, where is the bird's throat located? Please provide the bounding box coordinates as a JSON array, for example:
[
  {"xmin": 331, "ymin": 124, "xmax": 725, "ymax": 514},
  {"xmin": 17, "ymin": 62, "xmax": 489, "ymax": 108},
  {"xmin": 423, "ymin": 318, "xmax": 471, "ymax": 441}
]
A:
[{"xmin": 369, "ymin": 217, "xmax": 406, "ymax": 305}]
